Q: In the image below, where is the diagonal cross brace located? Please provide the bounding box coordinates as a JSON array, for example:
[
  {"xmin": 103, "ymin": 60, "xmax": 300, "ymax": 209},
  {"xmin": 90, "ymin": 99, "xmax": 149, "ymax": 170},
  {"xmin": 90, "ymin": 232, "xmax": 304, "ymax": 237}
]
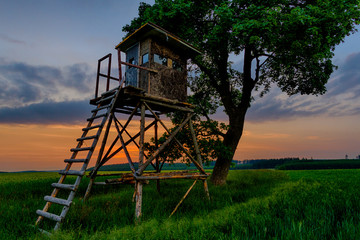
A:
[
  {"xmin": 135, "ymin": 113, "xmax": 194, "ymax": 176},
  {"xmin": 114, "ymin": 118, "xmax": 136, "ymax": 173},
  {"xmin": 143, "ymin": 102, "xmax": 206, "ymax": 174}
]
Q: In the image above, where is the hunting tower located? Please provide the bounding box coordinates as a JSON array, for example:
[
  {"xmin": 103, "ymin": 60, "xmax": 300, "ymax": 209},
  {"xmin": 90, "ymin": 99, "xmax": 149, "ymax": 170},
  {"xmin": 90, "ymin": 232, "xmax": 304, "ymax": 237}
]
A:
[
  {"xmin": 35, "ymin": 22, "xmax": 209, "ymax": 234},
  {"xmin": 117, "ymin": 22, "xmax": 199, "ymax": 102}
]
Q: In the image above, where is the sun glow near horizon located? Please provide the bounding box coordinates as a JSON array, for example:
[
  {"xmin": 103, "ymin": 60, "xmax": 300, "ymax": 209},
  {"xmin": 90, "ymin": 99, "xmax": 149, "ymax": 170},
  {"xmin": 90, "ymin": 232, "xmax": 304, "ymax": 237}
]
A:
[{"xmin": 1, "ymin": 113, "xmax": 359, "ymax": 172}]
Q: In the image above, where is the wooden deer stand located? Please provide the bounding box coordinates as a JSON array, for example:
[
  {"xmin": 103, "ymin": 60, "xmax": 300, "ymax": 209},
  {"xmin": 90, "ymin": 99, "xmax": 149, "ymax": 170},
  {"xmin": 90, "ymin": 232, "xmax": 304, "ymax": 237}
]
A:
[
  {"xmin": 85, "ymin": 85, "xmax": 210, "ymax": 221},
  {"xmin": 35, "ymin": 22, "xmax": 209, "ymax": 232}
]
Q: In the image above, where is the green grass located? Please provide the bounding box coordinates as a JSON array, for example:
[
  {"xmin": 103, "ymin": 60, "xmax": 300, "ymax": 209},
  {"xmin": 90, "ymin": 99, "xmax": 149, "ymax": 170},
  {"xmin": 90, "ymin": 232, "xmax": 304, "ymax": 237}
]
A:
[{"xmin": 1, "ymin": 169, "xmax": 360, "ymax": 239}]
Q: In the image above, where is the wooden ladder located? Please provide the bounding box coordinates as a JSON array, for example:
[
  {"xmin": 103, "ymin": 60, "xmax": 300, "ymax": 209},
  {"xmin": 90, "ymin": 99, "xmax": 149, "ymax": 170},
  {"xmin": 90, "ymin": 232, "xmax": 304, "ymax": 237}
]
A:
[{"xmin": 35, "ymin": 87, "xmax": 120, "ymax": 233}]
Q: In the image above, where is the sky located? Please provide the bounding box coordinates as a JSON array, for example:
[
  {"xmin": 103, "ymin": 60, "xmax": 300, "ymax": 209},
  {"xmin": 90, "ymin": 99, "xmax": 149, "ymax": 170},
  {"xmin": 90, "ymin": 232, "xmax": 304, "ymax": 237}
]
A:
[{"xmin": 0, "ymin": 0, "xmax": 359, "ymax": 172}]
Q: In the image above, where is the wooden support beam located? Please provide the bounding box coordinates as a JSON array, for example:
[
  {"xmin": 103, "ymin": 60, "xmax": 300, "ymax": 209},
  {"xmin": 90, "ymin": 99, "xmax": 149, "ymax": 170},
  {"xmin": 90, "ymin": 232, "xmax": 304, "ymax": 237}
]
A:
[
  {"xmin": 143, "ymin": 102, "xmax": 206, "ymax": 174},
  {"xmin": 105, "ymin": 171, "xmax": 208, "ymax": 182},
  {"xmin": 100, "ymin": 120, "xmax": 156, "ymax": 164},
  {"xmin": 169, "ymin": 179, "xmax": 198, "ymax": 218},
  {"xmin": 114, "ymin": 119, "xmax": 136, "ymax": 173},
  {"xmin": 135, "ymin": 113, "xmax": 193, "ymax": 176},
  {"xmin": 99, "ymin": 73, "xmax": 119, "ymax": 82},
  {"xmin": 135, "ymin": 103, "xmax": 146, "ymax": 223},
  {"xmin": 99, "ymin": 136, "xmax": 119, "ymax": 169},
  {"xmin": 135, "ymin": 174, "xmax": 208, "ymax": 180},
  {"xmin": 189, "ymin": 117, "xmax": 210, "ymax": 200},
  {"xmin": 88, "ymin": 104, "xmax": 143, "ymax": 174},
  {"xmin": 114, "ymin": 109, "xmax": 155, "ymax": 118},
  {"xmin": 142, "ymin": 99, "xmax": 194, "ymax": 113},
  {"xmin": 203, "ymin": 180, "xmax": 210, "ymax": 200},
  {"xmin": 134, "ymin": 181, "xmax": 143, "ymax": 224},
  {"xmin": 120, "ymin": 60, "xmax": 158, "ymax": 73},
  {"xmin": 117, "ymin": 49, "xmax": 126, "ymax": 87},
  {"xmin": 115, "ymin": 117, "xmax": 153, "ymax": 169},
  {"xmin": 155, "ymin": 120, "xmax": 160, "ymax": 192}
]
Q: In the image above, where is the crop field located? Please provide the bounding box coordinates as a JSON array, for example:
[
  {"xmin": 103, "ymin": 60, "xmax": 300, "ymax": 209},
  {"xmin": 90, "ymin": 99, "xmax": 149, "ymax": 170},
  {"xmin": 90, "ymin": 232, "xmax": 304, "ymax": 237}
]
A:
[{"xmin": 1, "ymin": 169, "xmax": 360, "ymax": 239}]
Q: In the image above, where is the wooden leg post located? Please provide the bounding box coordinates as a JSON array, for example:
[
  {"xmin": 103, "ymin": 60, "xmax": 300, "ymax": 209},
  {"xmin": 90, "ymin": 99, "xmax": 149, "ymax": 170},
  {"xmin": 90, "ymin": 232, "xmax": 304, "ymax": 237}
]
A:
[
  {"xmin": 188, "ymin": 115, "xmax": 210, "ymax": 200},
  {"xmin": 135, "ymin": 103, "xmax": 146, "ymax": 223},
  {"xmin": 155, "ymin": 119, "xmax": 160, "ymax": 192},
  {"xmin": 134, "ymin": 181, "xmax": 143, "ymax": 223},
  {"xmin": 203, "ymin": 180, "xmax": 210, "ymax": 200}
]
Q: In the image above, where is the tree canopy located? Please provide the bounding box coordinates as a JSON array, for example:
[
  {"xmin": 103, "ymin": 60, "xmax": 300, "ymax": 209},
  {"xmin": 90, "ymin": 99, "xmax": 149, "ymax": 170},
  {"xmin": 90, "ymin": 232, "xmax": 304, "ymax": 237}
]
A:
[{"xmin": 124, "ymin": 0, "xmax": 360, "ymax": 185}]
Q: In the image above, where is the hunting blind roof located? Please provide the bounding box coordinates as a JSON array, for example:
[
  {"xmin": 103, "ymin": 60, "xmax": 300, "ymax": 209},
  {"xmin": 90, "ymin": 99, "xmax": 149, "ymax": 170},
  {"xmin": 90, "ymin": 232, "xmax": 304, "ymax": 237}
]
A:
[{"xmin": 115, "ymin": 22, "xmax": 202, "ymax": 58}]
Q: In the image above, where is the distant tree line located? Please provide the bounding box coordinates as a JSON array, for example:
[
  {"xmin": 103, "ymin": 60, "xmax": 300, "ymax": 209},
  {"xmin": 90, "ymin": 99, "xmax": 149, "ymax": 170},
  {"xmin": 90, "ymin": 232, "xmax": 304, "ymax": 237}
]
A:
[
  {"xmin": 232, "ymin": 158, "xmax": 300, "ymax": 169},
  {"xmin": 88, "ymin": 158, "xmax": 360, "ymax": 172},
  {"xmin": 277, "ymin": 159, "xmax": 360, "ymax": 170}
]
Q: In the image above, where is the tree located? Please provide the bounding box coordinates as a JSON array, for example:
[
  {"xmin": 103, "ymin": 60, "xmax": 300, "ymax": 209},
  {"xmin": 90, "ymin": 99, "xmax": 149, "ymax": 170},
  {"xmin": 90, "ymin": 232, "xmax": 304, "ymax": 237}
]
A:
[{"xmin": 124, "ymin": 0, "xmax": 360, "ymax": 185}]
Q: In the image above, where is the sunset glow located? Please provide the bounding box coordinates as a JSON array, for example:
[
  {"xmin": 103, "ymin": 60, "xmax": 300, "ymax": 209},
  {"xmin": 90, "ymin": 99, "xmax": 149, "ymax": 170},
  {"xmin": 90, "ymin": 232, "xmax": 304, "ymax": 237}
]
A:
[{"xmin": 1, "ymin": 0, "xmax": 359, "ymax": 172}]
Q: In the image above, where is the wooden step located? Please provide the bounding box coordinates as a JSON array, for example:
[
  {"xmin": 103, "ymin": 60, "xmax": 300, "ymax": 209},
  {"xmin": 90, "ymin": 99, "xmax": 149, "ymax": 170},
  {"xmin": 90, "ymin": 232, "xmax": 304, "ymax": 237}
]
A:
[
  {"xmin": 77, "ymin": 135, "xmax": 97, "ymax": 141},
  {"xmin": 58, "ymin": 170, "xmax": 85, "ymax": 176},
  {"xmin": 96, "ymin": 95, "xmax": 114, "ymax": 104},
  {"xmin": 87, "ymin": 113, "xmax": 107, "ymax": 121},
  {"xmin": 70, "ymin": 147, "xmax": 93, "ymax": 152},
  {"xmin": 36, "ymin": 210, "xmax": 62, "ymax": 222},
  {"xmin": 92, "ymin": 104, "xmax": 111, "ymax": 112},
  {"xmin": 51, "ymin": 183, "xmax": 76, "ymax": 191},
  {"xmin": 37, "ymin": 228, "xmax": 52, "ymax": 236},
  {"xmin": 82, "ymin": 124, "xmax": 102, "ymax": 131},
  {"xmin": 64, "ymin": 158, "xmax": 87, "ymax": 163},
  {"xmin": 44, "ymin": 196, "xmax": 72, "ymax": 207},
  {"xmin": 101, "ymin": 87, "xmax": 118, "ymax": 97},
  {"xmin": 37, "ymin": 228, "xmax": 52, "ymax": 237}
]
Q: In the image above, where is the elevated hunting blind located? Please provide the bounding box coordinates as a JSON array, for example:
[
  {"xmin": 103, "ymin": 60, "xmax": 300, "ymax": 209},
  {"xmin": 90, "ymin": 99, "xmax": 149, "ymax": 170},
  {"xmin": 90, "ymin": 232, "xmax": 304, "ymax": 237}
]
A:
[
  {"xmin": 35, "ymin": 22, "xmax": 209, "ymax": 234},
  {"xmin": 116, "ymin": 22, "xmax": 200, "ymax": 101}
]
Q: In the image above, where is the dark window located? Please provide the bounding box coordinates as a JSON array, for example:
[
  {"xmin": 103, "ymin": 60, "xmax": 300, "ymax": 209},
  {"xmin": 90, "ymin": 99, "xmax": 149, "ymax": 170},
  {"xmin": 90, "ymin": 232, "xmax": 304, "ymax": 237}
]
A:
[
  {"xmin": 128, "ymin": 57, "xmax": 135, "ymax": 68},
  {"xmin": 154, "ymin": 54, "xmax": 167, "ymax": 66},
  {"xmin": 172, "ymin": 60, "xmax": 183, "ymax": 72},
  {"xmin": 142, "ymin": 53, "xmax": 149, "ymax": 64}
]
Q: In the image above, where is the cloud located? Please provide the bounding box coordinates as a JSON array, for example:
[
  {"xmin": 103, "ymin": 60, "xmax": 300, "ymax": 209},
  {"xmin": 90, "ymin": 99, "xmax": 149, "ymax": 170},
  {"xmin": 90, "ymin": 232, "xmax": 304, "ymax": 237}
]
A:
[
  {"xmin": 0, "ymin": 100, "xmax": 93, "ymax": 124},
  {"xmin": 0, "ymin": 34, "xmax": 26, "ymax": 45},
  {"xmin": 246, "ymin": 52, "xmax": 360, "ymax": 122},
  {"xmin": 0, "ymin": 59, "xmax": 95, "ymax": 108},
  {"xmin": 0, "ymin": 59, "xmax": 101, "ymax": 124}
]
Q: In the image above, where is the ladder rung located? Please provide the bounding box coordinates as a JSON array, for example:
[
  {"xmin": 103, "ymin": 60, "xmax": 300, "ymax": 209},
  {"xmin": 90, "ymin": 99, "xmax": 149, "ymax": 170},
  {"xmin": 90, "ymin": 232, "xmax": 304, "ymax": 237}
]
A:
[
  {"xmin": 94, "ymin": 182, "xmax": 107, "ymax": 185},
  {"xmin": 51, "ymin": 183, "xmax": 76, "ymax": 191},
  {"xmin": 58, "ymin": 170, "xmax": 85, "ymax": 176},
  {"xmin": 87, "ymin": 113, "xmax": 107, "ymax": 121},
  {"xmin": 70, "ymin": 147, "xmax": 93, "ymax": 152},
  {"xmin": 92, "ymin": 104, "xmax": 111, "ymax": 112},
  {"xmin": 64, "ymin": 158, "xmax": 87, "ymax": 163},
  {"xmin": 101, "ymin": 87, "xmax": 118, "ymax": 97},
  {"xmin": 82, "ymin": 124, "xmax": 102, "ymax": 131},
  {"xmin": 96, "ymin": 95, "xmax": 114, "ymax": 103},
  {"xmin": 77, "ymin": 135, "xmax": 97, "ymax": 141},
  {"xmin": 44, "ymin": 196, "xmax": 72, "ymax": 207},
  {"xmin": 37, "ymin": 228, "xmax": 52, "ymax": 236},
  {"xmin": 36, "ymin": 210, "xmax": 62, "ymax": 222}
]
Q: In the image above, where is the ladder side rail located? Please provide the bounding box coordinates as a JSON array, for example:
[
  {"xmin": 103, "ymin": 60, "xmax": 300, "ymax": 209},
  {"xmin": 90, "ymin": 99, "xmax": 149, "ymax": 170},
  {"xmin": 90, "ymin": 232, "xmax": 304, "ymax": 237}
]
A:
[
  {"xmin": 36, "ymin": 89, "xmax": 118, "ymax": 229},
  {"xmin": 84, "ymin": 89, "xmax": 121, "ymax": 200}
]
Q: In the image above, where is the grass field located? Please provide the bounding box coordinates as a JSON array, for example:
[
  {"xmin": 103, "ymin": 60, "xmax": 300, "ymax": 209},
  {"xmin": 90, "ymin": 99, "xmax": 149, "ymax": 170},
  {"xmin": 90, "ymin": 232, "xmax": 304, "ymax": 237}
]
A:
[{"xmin": 1, "ymin": 169, "xmax": 359, "ymax": 239}]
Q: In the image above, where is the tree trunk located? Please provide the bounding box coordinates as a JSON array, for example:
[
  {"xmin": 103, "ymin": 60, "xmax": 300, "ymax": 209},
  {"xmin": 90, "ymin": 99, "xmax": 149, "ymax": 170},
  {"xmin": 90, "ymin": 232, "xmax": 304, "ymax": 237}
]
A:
[
  {"xmin": 210, "ymin": 46, "xmax": 254, "ymax": 185},
  {"xmin": 210, "ymin": 116, "xmax": 245, "ymax": 185}
]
